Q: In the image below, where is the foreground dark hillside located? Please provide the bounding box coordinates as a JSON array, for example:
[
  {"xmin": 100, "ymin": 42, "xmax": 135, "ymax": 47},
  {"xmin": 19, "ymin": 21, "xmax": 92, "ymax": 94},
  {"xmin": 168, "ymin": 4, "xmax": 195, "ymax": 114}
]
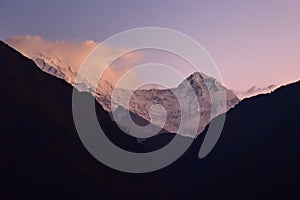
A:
[{"xmin": 0, "ymin": 41, "xmax": 299, "ymax": 199}]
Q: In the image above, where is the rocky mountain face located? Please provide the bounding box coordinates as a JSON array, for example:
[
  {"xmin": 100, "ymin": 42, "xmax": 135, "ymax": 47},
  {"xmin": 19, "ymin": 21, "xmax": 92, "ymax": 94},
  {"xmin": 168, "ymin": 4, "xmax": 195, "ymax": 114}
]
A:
[
  {"xmin": 105, "ymin": 72, "xmax": 239, "ymax": 137},
  {"xmin": 14, "ymin": 49, "xmax": 239, "ymax": 137},
  {"xmin": 0, "ymin": 41, "xmax": 299, "ymax": 199}
]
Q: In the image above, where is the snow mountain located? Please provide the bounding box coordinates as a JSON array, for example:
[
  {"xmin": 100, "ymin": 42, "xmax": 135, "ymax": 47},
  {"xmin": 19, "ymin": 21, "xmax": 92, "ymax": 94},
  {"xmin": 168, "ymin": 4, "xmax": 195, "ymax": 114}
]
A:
[{"xmin": 16, "ymin": 51, "xmax": 240, "ymax": 137}]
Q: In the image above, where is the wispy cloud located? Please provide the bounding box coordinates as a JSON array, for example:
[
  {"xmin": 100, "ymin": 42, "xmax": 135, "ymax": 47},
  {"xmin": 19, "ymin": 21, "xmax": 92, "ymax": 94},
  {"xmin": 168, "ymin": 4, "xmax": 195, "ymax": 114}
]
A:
[
  {"xmin": 5, "ymin": 35, "xmax": 143, "ymax": 88},
  {"xmin": 5, "ymin": 35, "xmax": 97, "ymax": 70}
]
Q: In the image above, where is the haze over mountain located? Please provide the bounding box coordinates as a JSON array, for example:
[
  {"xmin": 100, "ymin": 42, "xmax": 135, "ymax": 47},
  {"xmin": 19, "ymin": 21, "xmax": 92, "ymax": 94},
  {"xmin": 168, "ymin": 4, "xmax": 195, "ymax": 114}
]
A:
[{"xmin": 0, "ymin": 41, "xmax": 299, "ymax": 199}]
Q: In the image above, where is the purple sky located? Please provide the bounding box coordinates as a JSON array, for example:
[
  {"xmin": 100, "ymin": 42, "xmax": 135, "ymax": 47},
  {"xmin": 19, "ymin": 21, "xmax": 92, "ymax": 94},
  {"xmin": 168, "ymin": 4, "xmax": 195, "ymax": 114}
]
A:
[{"xmin": 1, "ymin": 0, "xmax": 299, "ymax": 91}]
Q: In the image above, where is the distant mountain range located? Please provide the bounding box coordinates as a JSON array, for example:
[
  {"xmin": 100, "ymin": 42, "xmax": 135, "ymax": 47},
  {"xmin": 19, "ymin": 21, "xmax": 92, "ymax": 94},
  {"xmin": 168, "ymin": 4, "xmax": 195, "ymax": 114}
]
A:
[
  {"xmin": 235, "ymin": 84, "xmax": 277, "ymax": 99},
  {"xmin": 0, "ymin": 41, "xmax": 299, "ymax": 199}
]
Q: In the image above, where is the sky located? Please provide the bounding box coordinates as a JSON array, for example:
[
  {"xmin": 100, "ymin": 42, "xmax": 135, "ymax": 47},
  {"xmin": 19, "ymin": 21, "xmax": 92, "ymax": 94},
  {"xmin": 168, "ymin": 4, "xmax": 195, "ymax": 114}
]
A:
[{"xmin": 1, "ymin": 0, "xmax": 299, "ymax": 91}]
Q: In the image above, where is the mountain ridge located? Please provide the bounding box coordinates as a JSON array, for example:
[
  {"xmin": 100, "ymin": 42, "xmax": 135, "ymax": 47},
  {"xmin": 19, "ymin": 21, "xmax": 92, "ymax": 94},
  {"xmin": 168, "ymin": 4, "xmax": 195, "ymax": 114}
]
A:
[
  {"xmin": 4, "ymin": 42, "xmax": 239, "ymax": 137},
  {"xmin": 0, "ymin": 40, "xmax": 299, "ymax": 199}
]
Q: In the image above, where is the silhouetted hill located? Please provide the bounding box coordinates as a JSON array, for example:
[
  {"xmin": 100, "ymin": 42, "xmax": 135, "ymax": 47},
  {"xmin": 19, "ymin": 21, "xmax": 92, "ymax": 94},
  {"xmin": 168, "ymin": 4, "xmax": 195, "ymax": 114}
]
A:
[{"xmin": 0, "ymin": 41, "xmax": 299, "ymax": 199}]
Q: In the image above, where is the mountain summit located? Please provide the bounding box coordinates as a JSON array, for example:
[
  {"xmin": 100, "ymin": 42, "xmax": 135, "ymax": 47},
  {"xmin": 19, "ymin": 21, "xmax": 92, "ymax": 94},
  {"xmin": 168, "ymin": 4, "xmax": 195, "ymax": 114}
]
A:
[{"xmin": 106, "ymin": 72, "xmax": 239, "ymax": 136}]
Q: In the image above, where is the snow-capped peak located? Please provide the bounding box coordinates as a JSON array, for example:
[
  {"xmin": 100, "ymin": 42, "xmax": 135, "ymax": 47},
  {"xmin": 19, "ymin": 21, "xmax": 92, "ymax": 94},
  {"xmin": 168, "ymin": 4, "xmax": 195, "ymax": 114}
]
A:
[{"xmin": 11, "ymin": 50, "xmax": 240, "ymax": 138}]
